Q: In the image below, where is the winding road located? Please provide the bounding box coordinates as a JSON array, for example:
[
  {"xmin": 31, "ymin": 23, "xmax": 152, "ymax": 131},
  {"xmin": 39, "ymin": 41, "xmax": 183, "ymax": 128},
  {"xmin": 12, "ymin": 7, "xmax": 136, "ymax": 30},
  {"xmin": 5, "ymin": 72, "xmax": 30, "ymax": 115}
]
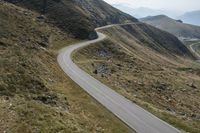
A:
[
  {"xmin": 57, "ymin": 25, "xmax": 182, "ymax": 133},
  {"xmin": 189, "ymin": 42, "xmax": 200, "ymax": 62}
]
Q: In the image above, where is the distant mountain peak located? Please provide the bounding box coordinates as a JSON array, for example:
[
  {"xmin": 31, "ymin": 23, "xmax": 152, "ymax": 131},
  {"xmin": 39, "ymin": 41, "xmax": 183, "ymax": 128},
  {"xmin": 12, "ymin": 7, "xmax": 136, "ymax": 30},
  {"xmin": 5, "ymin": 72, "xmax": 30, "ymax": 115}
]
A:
[{"xmin": 140, "ymin": 15, "xmax": 200, "ymax": 39}]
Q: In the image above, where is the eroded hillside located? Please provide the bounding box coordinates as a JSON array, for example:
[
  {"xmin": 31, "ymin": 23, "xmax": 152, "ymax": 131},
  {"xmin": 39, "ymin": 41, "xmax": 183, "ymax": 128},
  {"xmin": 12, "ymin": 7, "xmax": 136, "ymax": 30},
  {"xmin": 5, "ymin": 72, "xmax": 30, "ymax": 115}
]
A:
[{"xmin": 73, "ymin": 24, "xmax": 200, "ymax": 133}]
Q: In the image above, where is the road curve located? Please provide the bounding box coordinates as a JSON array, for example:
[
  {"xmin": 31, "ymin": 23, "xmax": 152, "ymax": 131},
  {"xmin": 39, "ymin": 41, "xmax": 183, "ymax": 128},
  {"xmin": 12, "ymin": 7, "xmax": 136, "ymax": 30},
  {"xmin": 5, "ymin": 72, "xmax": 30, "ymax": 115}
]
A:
[
  {"xmin": 57, "ymin": 25, "xmax": 182, "ymax": 133},
  {"xmin": 190, "ymin": 42, "xmax": 200, "ymax": 62}
]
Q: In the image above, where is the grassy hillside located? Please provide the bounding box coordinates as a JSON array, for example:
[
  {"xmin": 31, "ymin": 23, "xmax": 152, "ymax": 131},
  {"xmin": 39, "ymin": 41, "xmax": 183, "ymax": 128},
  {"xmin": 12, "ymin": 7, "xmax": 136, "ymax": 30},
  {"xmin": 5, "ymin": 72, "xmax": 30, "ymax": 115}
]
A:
[
  {"xmin": 73, "ymin": 24, "xmax": 200, "ymax": 133},
  {"xmin": 5, "ymin": 0, "xmax": 137, "ymax": 39},
  {"xmin": 0, "ymin": 2, "xmax": 134, "ymax": 133},
  {"xmin": 140, "ymin": 15, "xmax": 200, "ymax": 39},
  {"xmin": 74, "ymin": 0, "xmax": 137, "ymax": 25},
  {"xmin": 2, "ymin": 0, "xmax": 199, "ymax": 132},
  {"xmin": 100, "ymin": 23, "xmax": 194, "ymax": 58}
]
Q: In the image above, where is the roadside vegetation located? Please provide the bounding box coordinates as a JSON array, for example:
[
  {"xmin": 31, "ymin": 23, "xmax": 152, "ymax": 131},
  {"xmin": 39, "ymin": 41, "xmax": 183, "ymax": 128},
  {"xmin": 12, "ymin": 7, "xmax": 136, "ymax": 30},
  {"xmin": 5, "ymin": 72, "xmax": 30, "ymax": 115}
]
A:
[{"xmin": 73, "ymin": 25, "xmax": 200, "ymax": 133}]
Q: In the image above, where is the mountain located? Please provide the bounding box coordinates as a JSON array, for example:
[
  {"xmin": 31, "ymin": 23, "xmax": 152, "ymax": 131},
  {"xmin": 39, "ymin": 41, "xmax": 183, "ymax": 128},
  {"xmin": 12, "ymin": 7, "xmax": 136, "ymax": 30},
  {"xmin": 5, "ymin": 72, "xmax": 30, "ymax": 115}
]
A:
[
  {"xmin": 112, "ymin": 5, "xmax": 180, "ymax": 18},
  {"xmin": 178, "ymin": 10, "xmax": 200, "ymax": 26},
  {"xmin": 5, "ymin": 0, "xmax": 137, "ymax": 39},
  {"xmin": 0, "ymin": 1, "xmax": 138, "ymax": 132},
  {"xmin": 140, "ymin": 15, "xmax": 200, "ymax": 39},
  {"xmin": 120, "ymin": 23, "xmax": 193, "ymax": 57},
  {"xmin": 1, "ymin": 0, "xmax": 198, "ymax": 132}
]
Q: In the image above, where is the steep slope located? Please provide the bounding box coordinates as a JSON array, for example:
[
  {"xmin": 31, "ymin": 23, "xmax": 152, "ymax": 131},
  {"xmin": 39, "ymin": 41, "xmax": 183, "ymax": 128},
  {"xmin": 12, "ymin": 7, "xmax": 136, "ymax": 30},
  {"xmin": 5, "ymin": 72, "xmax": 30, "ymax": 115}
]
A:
[
  {"xmin": 0, "ymin": 1, "xmax": 134, "ymax": 133},
  {"xmin": 1, "ymin": 0, "xmax": 198, "ymax": 132},
  {"xmin": 73, "ymin": 24, "xmax": 200, "ymax": 133},
  {"xmin": 74, "ymin": 0, "xmax": 137, "ymax": 25},
  {"xmin": 5, "ymin": 0, "xmax": 137, "ymax": 39},
  {"xmin": 140, "ymin": 15, "xmax": 200, "ymax": 39},
  {"xmin": 178, "ymin": 10, "xmax": 200, "ymax": 26},
  {"xmin": 119, "ymin": 23, "xmax": 193, "ymax": 58}
]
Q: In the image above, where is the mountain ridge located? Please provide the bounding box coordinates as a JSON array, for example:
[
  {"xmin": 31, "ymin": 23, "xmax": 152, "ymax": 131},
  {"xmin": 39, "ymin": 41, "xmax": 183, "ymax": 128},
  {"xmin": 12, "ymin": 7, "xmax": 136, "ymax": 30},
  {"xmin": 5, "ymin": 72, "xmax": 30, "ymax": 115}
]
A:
[
  {"xmin": 112, "ymin": 5, "xmax": 180, "ymax": 18},
  {"xmin": 5, "ymin": 0, "xmax": 138, "ymax": 39},
  {"xmin": 140, "ymin": 15, "xmax": 200, "ymax": 39}
]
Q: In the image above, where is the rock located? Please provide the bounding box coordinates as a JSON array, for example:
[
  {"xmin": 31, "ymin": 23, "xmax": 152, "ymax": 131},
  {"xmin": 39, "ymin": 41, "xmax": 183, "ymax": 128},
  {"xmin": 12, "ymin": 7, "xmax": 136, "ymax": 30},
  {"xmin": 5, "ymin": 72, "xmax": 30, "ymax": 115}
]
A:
[
  {"xmin": 5, "ymin": 96, "xmax": 9, "ymax": 100},
  {"xmin": 33, "ymin": 93, "xmax": 58, "ymax": 105},
  {"xmin": 179, "ymin": 112, "xmax": 186, "ymax": 116},
  {"xmin": 181, "ymin": 88, "xmax": 187, "ymax": 92},
  {"xmin": 9, "ymin": 103, "xmax": 12, "ymax": 107},
  {"xmin": 93, "ymin": 69, "xmax": 98, "ymax": 74},
  {"xmin": 96, "ymin": 49, "xmax": 111, "ymax": 57},
  {"xmin": 40, "ymin": 47, "xmax": 47, "ymax": 51},
  {"xmin": 23, "ymin": 11, "xmax": 29, "ymax": 16},
  {"xmin": 138, "ymin": 82, "xmax": 143, "ymax": 85},
  {"xmin": 133, "ymin": 94, "xmax": 137, "ymax": 97},
  {"xmin": 96, "ymin": 64, "xmax": 110, "ymax": 74},
  {"xmin": 191, "ymin": 113, "xmax": 196, "ymax": 118},
  {"xmin": 37, "ymin": 15, "xmax": 45, "ymax": 20},
  {"xmin": 38, "ymin": 41, "xmax": 48, "ymax": 47},
  {"xmin": 60, "ymin": 112, "xmax": 64, "ymax": 116},
  {"xmin": 166, "ymin": 107, "xmax": 173, "ymax": 112},
  {"xmin": 169, "ymin": 98, "xmax": 173, "ymax": 102},
  {"xmin": 191, "ymin": 83, "xmax": 197, "ymax": 89},
  {"xmin": 154, "ymin": 82, "xmax": 169, "ymax": 92},
  {"xmin": 187, "ymin": 82, "xmax": 198, "ymax": 89},
  {"xmin": 116, "ymin": 64, "xmax": 123, "ymax": 67},
  {"xmin": 48, "ymin": 78, "xmax": 53, "ymax": 82}
]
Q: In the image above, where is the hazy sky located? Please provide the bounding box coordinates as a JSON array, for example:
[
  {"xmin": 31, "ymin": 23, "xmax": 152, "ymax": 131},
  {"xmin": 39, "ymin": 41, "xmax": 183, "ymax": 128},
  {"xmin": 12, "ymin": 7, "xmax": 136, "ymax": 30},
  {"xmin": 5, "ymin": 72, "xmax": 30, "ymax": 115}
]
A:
[{"xmin": 104, "ymin": 0, "xmax": 200, "ymax": 12}]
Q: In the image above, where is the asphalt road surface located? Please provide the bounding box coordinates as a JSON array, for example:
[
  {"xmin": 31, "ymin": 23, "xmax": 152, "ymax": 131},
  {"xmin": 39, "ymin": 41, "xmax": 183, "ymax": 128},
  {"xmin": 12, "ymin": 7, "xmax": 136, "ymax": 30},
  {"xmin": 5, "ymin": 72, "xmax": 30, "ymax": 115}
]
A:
[
  {"xmin": 57, "ymin": 25, "xmax": 182, "ymax": 133},
  {"xmin": 190, "ymin": 42, "xmax": 200, "ymax": 62}
]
